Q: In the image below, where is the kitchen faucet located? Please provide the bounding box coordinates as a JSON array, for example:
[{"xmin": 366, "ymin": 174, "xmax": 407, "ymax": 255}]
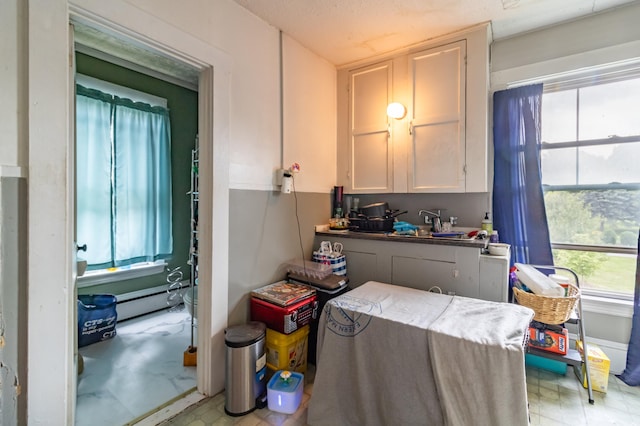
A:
[{"xmin": 418, "ymin": 209, "xmax": 443, "ymax": 232}]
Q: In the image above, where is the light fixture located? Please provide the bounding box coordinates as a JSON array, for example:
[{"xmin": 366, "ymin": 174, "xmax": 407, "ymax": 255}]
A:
[{"xmin": 387, "ymin": 102, "xmax": 407, "ymax": 120}]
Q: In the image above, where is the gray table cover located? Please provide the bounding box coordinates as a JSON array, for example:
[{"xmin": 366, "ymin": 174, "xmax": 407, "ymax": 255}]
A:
[{"xmin": 308, "ymin": 281, "xmax": 534, "ymax": 426}]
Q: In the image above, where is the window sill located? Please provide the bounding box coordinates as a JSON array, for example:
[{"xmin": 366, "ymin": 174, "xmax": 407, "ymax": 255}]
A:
[
  {"xmin": 77, "ymin": 261, "xmax": 167, "ymax": 288},
  {"xmin": 581, "ymin": 294, "xmax": 634, "ymax": 319}
]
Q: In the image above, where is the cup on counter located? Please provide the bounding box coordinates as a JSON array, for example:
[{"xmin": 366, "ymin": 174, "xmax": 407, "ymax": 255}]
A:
[
  {"xmin": 442, "ymin": 221, "xmax": 452, "ymax": 232},
  {"xmin": 344, "ymin": 196, "xmax": 352, "ymax": 214}
]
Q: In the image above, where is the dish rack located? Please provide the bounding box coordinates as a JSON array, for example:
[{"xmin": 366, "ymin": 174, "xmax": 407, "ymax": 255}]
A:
[{"xmin": 513, "ymin": 265, "xmax": 594, "ymax": 404}]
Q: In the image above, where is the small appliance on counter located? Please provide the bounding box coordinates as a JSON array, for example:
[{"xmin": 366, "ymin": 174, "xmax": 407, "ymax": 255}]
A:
[{"xmin": 332, "ymin": 186, "xmax": 344, "ymax": 218}]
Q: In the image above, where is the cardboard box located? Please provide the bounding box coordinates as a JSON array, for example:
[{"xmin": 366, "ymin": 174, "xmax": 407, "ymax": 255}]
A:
[
  {"xmin": 528, "ymin": 323, "xmax": 568, "ymax": 355},
  {"xmin": 576, "ymin": 341, "xmax": 610, "ymax": 393}
]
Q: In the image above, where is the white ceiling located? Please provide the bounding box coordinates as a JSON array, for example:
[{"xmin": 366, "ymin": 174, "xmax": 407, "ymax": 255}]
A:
[{"xmin": 232, "ymin": 0, "xmax": 636, "ymax": 66}]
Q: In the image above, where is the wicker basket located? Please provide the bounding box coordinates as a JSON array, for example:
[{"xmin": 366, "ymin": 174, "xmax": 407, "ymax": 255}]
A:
[{"xmin": 513, "ymin": 284, "xmax": 580, "ymax": 325}]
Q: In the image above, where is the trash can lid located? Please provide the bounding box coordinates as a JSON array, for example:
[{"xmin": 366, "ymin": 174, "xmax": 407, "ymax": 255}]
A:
[{"xmin": 225, "ymin": 321, "xmax": 266, "ymax": 347}]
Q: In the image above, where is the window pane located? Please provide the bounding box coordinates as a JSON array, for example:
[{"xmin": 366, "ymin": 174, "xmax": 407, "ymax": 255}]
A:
[
  {"xmin": 541, "ymin": 90, "xmax": 576, "ymax": 143},
  {"xmin": 541, "ymin": 148, "xmax": 576, "ymax": 185},
  {"xmin": 552, "ymin": 249, "xmax": 635, "ymax": 296},
  {"xmin": 579, "ymin": 78, "xmax": 640, "ymax": 139},
  {"xmin": 544, "ymin": 189, "xmax": 640, "ymax": 248},
  {"xmin": 578, "ymin": 142, "xmax": 640, "ymax": 184}
]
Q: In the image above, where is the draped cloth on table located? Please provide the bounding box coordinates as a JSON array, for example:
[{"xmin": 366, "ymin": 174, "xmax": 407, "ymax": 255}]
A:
[{"xmin": 308, "ymin": 281, "xmax": 534, "ymax": 426}]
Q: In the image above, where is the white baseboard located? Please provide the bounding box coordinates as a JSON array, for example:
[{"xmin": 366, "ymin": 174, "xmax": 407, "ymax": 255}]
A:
[
  {"xmin": 116, "ymin": 281, "xmax": 189, "ymax": 321},
  {"xmin": 569, "ymin": 333, "xmax": 628, "ymax": 375}
]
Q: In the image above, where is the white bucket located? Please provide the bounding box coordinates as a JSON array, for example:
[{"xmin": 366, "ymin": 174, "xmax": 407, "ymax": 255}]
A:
[{"xmin": 183, "ymin": 286, "xmax": 197, "ymax": 317}]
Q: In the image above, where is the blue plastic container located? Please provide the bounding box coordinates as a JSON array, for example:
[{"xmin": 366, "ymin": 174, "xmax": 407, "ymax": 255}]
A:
[
  {"xmin": 525, "ymin": 353, "xmax": 567, "ymax": 375},
  {"xmin": 77, "ymin": 294, "xmax": 117, "ymax": 347},
  {"xmin": 267, "ymin": 370, "xmax": 304, "ymax": 414}
]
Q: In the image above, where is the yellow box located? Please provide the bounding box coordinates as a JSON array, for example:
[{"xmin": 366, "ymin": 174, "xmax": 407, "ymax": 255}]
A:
[
  {"xmin": 266, "ymin": 325, "xmax": 309, "ymax": 374},
  {"xmin": 576, "ymin": 341, "xmax": 610, "ymax": 393}
]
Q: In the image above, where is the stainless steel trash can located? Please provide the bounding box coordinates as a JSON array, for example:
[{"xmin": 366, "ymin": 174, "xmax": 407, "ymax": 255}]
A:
[{"xmin": 224, "ymin": 321, "xmax": 267, "ymax": 416}]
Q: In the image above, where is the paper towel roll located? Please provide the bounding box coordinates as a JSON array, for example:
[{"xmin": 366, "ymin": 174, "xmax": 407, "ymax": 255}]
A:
[{"xmin": 514, "ymin": 263, "xmax": 565, "ymax": 297}]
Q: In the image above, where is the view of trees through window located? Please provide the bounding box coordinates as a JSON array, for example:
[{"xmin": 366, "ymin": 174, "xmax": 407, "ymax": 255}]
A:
[
  {"xmin": 541, "ymin": 76, "xmax": 640, "ymax": 298},
  {"xmin": 543, "ymin": 189, "xmax": 638, "ymax": 295}
]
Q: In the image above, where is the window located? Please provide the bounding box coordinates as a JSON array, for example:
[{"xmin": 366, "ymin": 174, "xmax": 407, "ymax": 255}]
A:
[
  {"xmin": 541, "ymin": 73, "xmax": 640, "ymax": 299},
  {"xmin": 76, "ymin": 80, "xmax": 173, "ymax": 272}
]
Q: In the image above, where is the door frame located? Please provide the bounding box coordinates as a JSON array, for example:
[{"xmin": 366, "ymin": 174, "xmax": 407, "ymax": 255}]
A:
[{"xmin": 28, "ymin": 2, "xmax": 231, "ymax": 423}]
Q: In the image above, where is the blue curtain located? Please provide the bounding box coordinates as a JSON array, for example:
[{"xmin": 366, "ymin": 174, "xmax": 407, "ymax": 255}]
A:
[
  {"xmin": 492, "ymin": 84, "xmax": 553, "ymax": 267},
  {"xmin": 617, "ymin": 229, "xmax": 640, "ymax": 386},
  {"xmin": 76, "ymin": 85, "xmax": 173, "ymax": 269}
]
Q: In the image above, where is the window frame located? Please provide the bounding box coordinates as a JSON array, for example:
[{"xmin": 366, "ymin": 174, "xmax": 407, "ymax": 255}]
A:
[
  {"xmin": 75, "ymin": 76, "xmax": 173, "ymax": 274},
  {"xmin": 540, "ymin": 73, "xmax": 640, "ymax": 301}
]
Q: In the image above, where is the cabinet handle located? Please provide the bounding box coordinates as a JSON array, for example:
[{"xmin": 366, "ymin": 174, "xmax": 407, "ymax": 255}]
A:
[
  {"xmin": 387, "ymin": 123, "xmax": 391, "ymax": 138},
  {"xmin": 409, "ymin": 121, "xmax": 413, "ymax": 135}
]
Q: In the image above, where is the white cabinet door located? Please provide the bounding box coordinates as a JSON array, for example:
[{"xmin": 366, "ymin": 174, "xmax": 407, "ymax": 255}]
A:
[
  {"xmin": 408, "ymin": 41, "xmax": 466, "ymax": 192},
  {"xmin": 348, "ymin": 61, "xmax": 393, "ymax": 193}
]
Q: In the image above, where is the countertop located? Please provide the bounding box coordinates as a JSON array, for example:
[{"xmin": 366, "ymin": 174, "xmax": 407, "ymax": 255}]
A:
[{"xmin": 315, "ymin": 230, "xmax": 489, "ymax": 249}]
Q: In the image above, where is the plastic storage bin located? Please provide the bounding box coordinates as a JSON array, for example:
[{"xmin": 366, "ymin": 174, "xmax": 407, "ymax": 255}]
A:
[
  {"xmin": 77, "ymin": 294, "xmax": 117, "ymax": 347},
  {"xmin": 267, "ymin": 370, "xmax": 304, "ymax": 414},
  {"xmin": 266, "ymin": 325, "xmax": 309, "ymax": 374}
]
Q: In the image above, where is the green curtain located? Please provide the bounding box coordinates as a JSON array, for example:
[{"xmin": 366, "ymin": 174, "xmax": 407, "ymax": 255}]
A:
[{"xmin": 76, "ymin": 85, "xmax": 173, "ymax": 269}]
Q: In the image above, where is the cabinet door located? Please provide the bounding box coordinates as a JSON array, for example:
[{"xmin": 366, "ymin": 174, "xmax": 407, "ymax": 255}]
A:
[
  {"xmin": 348, "ymin": 61, "xmax": 393, "ymax": 193},
  {"xmin": 391, "ymin": 255, "xmax": 458, "ymax": 294},
  {"xmin": 408, "ymin": 41, "xmax": 466, "ymax": 192}
]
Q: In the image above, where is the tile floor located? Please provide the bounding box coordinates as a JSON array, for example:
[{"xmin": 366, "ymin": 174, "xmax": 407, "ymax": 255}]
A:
[
  {"xmin": 77, "ymin": 308, "xmax": 197, "ymax": 426},
  {"xmin": 159, "ymin": 364, "xmax": 640, "ymax": 426}
]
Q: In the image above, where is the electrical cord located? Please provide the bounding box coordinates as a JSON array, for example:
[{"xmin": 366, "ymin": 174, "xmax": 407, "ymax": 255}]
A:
[{"xmin": 291, "ymin": 175, "xmax": 308, "ymax": 277}]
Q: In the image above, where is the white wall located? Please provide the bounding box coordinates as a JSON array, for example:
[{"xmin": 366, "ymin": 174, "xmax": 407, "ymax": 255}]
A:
[
  {"xmin": 0, "ymin": 0, "xmax": 27, "ymax": 175},
  {"xmin": 129, "ymin": 0, "xmax": 337, "ymax": 193},
  {"xmin": 491, "ymin": 1, "xmax": 640, "ymax": 89},
  {"xmin": 17, "ymin": 0, "xmax": 337, "ymax": 423},
  {"xmin": 282, "ymin": 34, "xmax": 337, "ymax": 193}
]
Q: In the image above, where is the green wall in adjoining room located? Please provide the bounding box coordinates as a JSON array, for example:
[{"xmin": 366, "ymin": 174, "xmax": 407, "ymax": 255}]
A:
[{"xmin": 75, "ymin": 52, "xmax": 198, "ymax": 297}]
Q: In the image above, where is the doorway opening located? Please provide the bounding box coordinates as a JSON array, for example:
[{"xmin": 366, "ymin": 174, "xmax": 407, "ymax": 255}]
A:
[
  {"xmin": 67, "ymin": 12, "xmax": 227, "ymax": 423},
  {"xmin": 73, "ymin": 32, "xmax": 200, "ymax": 424}
]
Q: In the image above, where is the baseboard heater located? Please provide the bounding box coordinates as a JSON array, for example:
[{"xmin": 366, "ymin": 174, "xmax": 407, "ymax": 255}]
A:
[{"xmin": 115, "ymin": 280, "xmax": 189, "ymax": 322}]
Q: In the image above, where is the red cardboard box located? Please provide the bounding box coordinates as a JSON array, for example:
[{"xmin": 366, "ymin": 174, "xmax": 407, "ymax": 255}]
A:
[
  {"xmin": 251, "ymin": 295, "xmax": 318, "ymax": 334},
  {"xmin": 528, "ymin": 324, "xmax": 568, "ymax": 355}
]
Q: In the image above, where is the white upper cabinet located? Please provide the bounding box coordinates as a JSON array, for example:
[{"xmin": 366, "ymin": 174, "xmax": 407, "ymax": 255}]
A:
[
  {"xmin": 348, "ymin": 61, "xmax": 393, "ymax": 193},
  {"xmin": 408, "ymin": 41, "xmax": 466, "ymax": 192},
  {"xmin": 337, "ymin": 24, "xmax": 490, "ymax": 193}
]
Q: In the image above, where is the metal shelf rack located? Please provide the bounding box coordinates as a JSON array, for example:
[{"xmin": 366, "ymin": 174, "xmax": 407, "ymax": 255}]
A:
[{"xmin": 523, "ymin": 265, "xmax": 595, "ymax": 405}]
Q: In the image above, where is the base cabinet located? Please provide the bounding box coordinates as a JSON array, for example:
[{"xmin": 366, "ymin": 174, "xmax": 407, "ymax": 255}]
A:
[{"xmin": 315, "ymin": 235, "xmax": 509, "ymax": 303}]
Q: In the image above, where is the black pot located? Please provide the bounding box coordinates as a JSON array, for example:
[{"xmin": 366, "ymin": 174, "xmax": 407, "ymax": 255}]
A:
[{"xmin": 359, "ymin": 202, "xmax": 389, "ymax": 218}]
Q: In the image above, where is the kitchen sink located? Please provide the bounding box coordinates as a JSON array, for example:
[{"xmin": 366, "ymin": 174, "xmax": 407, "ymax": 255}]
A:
[{"xmin": 391, "ymin": 227, "xmax": 479, "ymax": 240}]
